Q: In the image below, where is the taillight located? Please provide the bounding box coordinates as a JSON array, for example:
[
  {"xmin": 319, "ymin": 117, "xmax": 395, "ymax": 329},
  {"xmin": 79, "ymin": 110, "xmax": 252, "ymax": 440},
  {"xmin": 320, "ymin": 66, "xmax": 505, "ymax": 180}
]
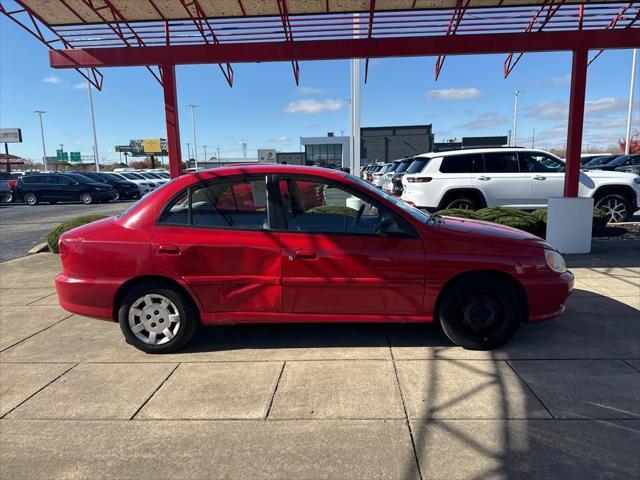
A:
[
  {"xmin": 58, "ymin": 236, "xmax": 81, "ymax": 257},
  {"xmin": 411, "ymin": 177, "xmax": 432, "ymax": 183}
]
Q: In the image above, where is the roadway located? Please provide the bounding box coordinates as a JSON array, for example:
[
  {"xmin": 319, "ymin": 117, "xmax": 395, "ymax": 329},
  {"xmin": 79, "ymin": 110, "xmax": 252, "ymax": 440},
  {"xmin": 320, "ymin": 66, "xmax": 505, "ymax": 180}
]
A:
[{"xmin": 0, "ymin": 201, "xmax": 134, "ymax": 262}]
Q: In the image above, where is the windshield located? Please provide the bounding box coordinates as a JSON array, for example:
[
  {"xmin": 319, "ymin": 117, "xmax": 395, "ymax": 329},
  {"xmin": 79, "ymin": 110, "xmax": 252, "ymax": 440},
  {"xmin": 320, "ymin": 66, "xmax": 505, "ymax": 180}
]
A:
[
  {"xmin": 350, "ymin": 176, "xmax": 432, "ymax": 224},
  {"xmin": 122, "ymin": 172, "xmax": 145, "ymax": 180},
  {"xmin": 406, "ymin": 158, "xmax": 430, "ymax": 174},
  {"xmin": 605, "ymin": 156, "xmax": 629, "ymax": 167},
  {"xmin": 81, "ymin": 173, "xmax": 107, "ymax": 183},
  {"xmin": 387, "ymin": 163, "xmax": 400, "ymax": 173},
  {"xmin": 586, "ymin": 155, "xmax": 617, "ymax": 167},
  {"xmin": 66, "ymin": 173, "xmax": 99, "ymax": 184},
  {"xmin": 102, "ymin": 173, "xmax": 123, "ymax": 182}
]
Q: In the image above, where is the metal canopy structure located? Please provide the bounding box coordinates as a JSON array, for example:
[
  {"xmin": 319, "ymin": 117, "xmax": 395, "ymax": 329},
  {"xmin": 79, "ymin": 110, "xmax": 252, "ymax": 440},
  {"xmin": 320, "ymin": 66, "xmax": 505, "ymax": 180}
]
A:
[{"xmin": 2, "ymin": 0, "xmax": 639, "ymax": 193}]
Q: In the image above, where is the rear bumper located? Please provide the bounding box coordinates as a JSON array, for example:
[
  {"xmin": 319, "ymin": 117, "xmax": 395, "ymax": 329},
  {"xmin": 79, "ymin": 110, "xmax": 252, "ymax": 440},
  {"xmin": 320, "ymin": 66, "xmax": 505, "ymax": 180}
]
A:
[
  {"xmin": 523, "ymin": 271, "xmax": 574, "ymax": 322},
  {"xmin": 55, "ymin": 273, "xmax": 118, "ymax": 321}
]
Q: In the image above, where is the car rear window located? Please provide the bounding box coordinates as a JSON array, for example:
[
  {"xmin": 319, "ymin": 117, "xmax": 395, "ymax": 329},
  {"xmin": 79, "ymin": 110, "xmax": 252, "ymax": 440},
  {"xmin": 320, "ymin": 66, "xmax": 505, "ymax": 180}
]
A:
[
  {"xmin": 406, "ymin": 158, "xmax": 430, "ymax": 174},
  {"xmin": 394, "ymin": 160, "xmax": 413, "ymax": 174}
]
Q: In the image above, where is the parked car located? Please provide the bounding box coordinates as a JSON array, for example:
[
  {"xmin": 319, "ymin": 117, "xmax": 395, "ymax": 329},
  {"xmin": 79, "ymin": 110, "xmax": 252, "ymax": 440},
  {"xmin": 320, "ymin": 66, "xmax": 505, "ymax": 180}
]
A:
[
  {"xmin": 137, "ymin": 171, "xmax": 170, "ymax": 186},
  {"xmin": 371, "ymin": 163, "xmax": 391, "ymax": 187},
  {"xmin": 582, "ymin": 154, "xmax": 619, "ymax": 168},
  {"xmin": 584, "ymin": 154, "xmax": 640, "ymax": 172},
  {"xmin": 15, "ymin": 172, "xmax": 117, "ymax": 205},
  {"xmin": 0, "ymin": 180, "xmax": 12, "ymax": 203},
  {"xmin": 381, "ymin": 160, "xmax": 402, "ymax": 193},
  {"xmin": 580, "ymin": 153, "xmax": 611, "ymax": 166},
  {"xmin": 0, "ymin": 171, "xmax": 21, "ymax": 202},
  {"xmin": 75, "ymin": 172, "xmax": 141, "ymax": 200},
  {"xmin": 390, "ymin": 157, "xmax": 415, "ymax": 196},
  {"xmin": 56, "ymin": 164, "xmax": 573, "ymax": 354},
  {"xmin": 401, "ymin": 148, "xmax": 640, "ymax": 223},
  {"xmin": 110, "ymin": 172, "xmax": 154, "ymax": 195}
]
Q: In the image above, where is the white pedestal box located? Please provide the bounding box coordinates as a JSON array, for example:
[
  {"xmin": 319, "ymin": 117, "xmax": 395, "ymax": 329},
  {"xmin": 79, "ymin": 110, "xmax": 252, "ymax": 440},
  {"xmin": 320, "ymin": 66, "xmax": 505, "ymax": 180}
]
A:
[{"xmin": 546, "ymin": 196, "xmax": 594, "ymax": 254}]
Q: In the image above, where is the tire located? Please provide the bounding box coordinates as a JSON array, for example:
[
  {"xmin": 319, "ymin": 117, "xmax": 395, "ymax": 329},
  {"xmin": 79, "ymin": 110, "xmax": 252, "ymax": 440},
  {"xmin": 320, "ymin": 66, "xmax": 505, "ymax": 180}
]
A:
[
  {"xmin": 111, "ymin": 191, "xmax": 120, "ymax": 201},
  {"xmin": 445, "ymin": 196, "xmax": 478, "ymax": 210},
  {"xmin": 437, "ymin": 273, "xmax": 524, "ymax": 350},
  {"xmin": 1, "ymin": 192, "xmax": 12, "ymax": 203},
  {"xmin": 80, "ymin": 192, "xmax": 93, "ymax": 205},
  {"xmin": 595, "ymin": 193, "xmax": 631, "ymax": 223},
  {"xmin": 118, "ymin": 285, "xmax": 199, "ymax": 354},
  {"xmin": 24, "ymin": 192, "xmax": 38, "ymax": 206}
]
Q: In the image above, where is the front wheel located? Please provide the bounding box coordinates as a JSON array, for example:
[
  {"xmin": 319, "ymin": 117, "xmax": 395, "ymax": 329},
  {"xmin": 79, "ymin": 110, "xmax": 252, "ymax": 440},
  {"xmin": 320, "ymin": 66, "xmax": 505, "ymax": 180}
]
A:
[
  {"xmin": 118, "ymin": 285, "xmax": 199, "ymax": 353},
  {"xmin": 595, "ymin": 194, "xmax": 631, "ymax": 223},
  {"xmin": 111, "ymin": 191, "xmax": 120, "ymax": 201},
  {"xmin": 80, "ymin": 192, "xmax": 93, "ymax": 204},
  {"xmin": 445, "ymin": 196, "xmax": 478, "ymax": 210},
  {"xmin": 24, "ymin": 192, "xmax": 38, "ymax": 206},
  {"xmin": 437, "ymin": 273, "xmax": 524, "ymax": 350},
  {"xmin": 2, "ymin": 192, "xmax": 12, "ymax": 203}
]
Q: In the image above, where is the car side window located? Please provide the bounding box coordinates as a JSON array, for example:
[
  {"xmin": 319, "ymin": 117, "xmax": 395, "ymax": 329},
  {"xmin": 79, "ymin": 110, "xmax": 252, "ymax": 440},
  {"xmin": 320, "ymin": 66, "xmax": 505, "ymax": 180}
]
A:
[
  {"xmin": 519, "ymin": 152, "xmax": 565, "ymax": 173},
  {"xmin": 439, "ymin": 154, "xmax": 482, "ymax": 173},
  {"xmin": 191, "ymin": 177, "xmax": 268, "ymax": 230},
  {"xmin": 483, "ymin": 152, "xmax": 520, "ymax": 173},
  {"xmin": 56, "ymin": 176, "xmax": 75, "ymax": 185},
  {"xmin": 159, "ymin": 190, "xmax": 189, "ymax": 225},
  {"xmin": 278, "ymin": 177, "xmax": 415, "ymax": 237}
]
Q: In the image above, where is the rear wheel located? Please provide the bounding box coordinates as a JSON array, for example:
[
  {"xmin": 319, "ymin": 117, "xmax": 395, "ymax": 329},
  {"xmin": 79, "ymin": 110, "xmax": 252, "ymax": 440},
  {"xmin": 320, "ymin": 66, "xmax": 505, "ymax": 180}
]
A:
[
  {"xmin": 595, "ymin": 193, "xmax": 631, "ymax": 223},
  {"xmin": 79, "ymin": 192, "xmax": 93, "ymax": 204},
  {"xmin": 111, "ymin": 191, "xmax": 120, "ymax": 201},
  {"xmin": 24, "ymin": 192, "xmax": 38, "ymax": 206},
  {"xmin": 445, "ymin": 196, "xmax": 479, "ymax": 210},
  {"xmin": 2, "ymin": 192, "xmax": 12, "ymax": 203},
  {"xmin": 437, "ymin": 273, "xmax": 524, "ymax": 350},
  {"xmin": 118, "ymin": 285, "xmax": 198, "ymax": 354}
]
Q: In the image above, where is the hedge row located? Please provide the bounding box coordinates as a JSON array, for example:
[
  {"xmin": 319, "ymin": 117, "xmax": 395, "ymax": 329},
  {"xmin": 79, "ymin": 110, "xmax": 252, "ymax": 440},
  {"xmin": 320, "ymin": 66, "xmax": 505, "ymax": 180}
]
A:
[
  {"xmin": 46, "ymin": 215, "xmax": 107, "ymax": 254},
  {"xmin": 437, "ymin": 206, "xmax": 608, "ymax": 237}
]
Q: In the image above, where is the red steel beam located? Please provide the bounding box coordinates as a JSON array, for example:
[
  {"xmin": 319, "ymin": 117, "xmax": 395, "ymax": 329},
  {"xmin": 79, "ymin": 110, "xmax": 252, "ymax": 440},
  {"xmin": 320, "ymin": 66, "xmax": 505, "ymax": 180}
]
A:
[
  {"xmin": 161, "ymin": 64, "xmax": 183, "ymax": 178},
  {"xmin": 277, "ymin": 0, "xmax": 300, "ymax": 85},
  {"xmin": 434, "ymin": 0, "xmax": 471, "ymax": 80},
  {"xmin": 588, "ymin": 4, "xmax": 635, "ymax": 67},
  {"xmin": 179, "ymin": 0, "xmax": 234, "ymax": 86},
  {"xmin": 49, "ymin": 29, "xmax": 640, "ymax": 69},
  {"xmin": 564, "ymin": 48, "xmax": 588, "ymax": 197},
  {"xmin": 364, "ymin": 0, "xmax": 376, "ymax": 84},
  {"xmin": 503, "ymin": 0, "xmax": 565, "ymax": 79}
]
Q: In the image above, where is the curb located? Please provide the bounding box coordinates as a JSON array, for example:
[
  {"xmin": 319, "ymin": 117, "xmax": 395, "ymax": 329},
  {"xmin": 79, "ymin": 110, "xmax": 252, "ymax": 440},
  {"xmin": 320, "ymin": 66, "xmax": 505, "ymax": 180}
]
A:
[{"xmin": 28, "ymin": 242, "xmax": 50, "ymax": 255}]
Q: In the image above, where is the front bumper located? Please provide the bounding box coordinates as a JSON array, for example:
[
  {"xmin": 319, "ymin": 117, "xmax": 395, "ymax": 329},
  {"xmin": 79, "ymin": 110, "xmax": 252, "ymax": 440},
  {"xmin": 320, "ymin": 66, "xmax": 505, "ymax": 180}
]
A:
[{"xmin": 522, "ymin": 271, "xmax": 574, "ymax": 322}]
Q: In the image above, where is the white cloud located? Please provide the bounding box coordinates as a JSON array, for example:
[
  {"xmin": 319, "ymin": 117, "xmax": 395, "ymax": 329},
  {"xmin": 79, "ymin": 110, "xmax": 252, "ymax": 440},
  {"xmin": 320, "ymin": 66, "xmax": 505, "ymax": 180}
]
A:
[
  {"xmin": 527, "ymin": 97, "xmax": 632, "ymax": 120},
  {"xmin": 585, "ymin": 97, "xmax": 627, "ymax": 115},
  {"xmin": 270, "ymin": 135, "xmax": 292, "ymax": 143},
  {"xmin": 284, "ymin": 99, "xmax": 344, "ymax": 114},
  {"xmin": 459, "ymin": 112, "xmax": 508, "ymax": 130},
  {"xmin": 426, "ymin": 88, "xmax": 483, "ymax": 101},
  {"xmin": 296, "ymin": 86, "xmax": 325, "ymax": 96},
  {"xmin": 73, "ymin": 82, "xmax": 88, "ymax": 89},
  {"xmin": 585, "ymin": 117, "xmax": 627, "ymax": 129},
  {"xmin": 551, "ymin": 74, "xmax": 571, "ymax": 86},
  {"xmin": 526, "ymin": 101, "xmax": 567, "ymax": 120},
  {"xmin": 43, "ymin": 75, "xmax": 61, "ymax": 84}
]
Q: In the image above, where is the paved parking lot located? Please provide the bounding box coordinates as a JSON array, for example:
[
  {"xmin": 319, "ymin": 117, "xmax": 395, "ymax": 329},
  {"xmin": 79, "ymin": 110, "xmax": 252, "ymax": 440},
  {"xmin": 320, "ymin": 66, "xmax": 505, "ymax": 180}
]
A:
[
  {"xmin": 0, "ymin": 201, "xmax": 134, "ymax": 262},
  {"xmin": 0, "ymin": 243, "xmax": 639, "ymax": 479}
]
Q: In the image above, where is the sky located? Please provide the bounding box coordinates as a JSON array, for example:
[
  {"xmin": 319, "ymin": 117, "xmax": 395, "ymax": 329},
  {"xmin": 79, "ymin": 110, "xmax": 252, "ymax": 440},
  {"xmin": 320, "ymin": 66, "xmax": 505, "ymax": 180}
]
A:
[{"xmin": 1, "ymin": 12, "xmax": 638, "ymax": 163}]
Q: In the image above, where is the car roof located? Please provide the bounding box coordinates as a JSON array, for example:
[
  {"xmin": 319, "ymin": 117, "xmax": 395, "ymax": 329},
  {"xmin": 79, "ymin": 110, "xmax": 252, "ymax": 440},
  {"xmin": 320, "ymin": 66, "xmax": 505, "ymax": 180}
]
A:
[
  {"xmin": 412, "ymin": 147, "xmax": 555, "ymax": 159},
  {"xmin": 180, "ymin": 164, "xmax": 349, "ymax": 182}
]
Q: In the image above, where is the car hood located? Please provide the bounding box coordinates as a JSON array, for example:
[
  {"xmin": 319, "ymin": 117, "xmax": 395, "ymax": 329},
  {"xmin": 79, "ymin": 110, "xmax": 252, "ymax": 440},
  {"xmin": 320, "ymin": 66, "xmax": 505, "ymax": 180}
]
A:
[
  {"xmin": 583, "ymin": 169, "xmax": 637, "ymax": 179},
  {"xmin": 431, "ymin": 216, "xmax": 548, "ymax": 247}
]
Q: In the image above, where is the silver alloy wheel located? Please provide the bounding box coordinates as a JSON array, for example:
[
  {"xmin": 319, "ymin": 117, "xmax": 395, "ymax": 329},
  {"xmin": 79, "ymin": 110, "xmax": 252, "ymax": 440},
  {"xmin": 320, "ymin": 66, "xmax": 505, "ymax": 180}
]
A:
[
  {"xmin": 128, "ymin": 294, "xmax": 181, "ymax": 345},
  {"xmin": 25, "ymin": 193, "xmax": 37, "ymax": 205},
  {"xmin": 2, "ymin": 193, "xmax": 12, "ymax": 203},
  {"xmin": 80, "ymin": 192, "xmax": 93, "ymax": 204},
  {"xmin": 111, "ymin": 191, "xmax": 120, "ymax": 201},
  {"xmin": 596, "ymin": 197, "xmax": 626, "ymax": 223}
]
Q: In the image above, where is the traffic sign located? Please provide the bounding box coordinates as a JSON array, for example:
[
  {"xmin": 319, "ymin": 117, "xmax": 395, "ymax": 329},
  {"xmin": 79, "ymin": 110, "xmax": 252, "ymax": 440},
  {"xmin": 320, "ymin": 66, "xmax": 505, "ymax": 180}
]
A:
[
  {"xmin": 56, "ymin": 149, "xmax": 68, "ymax": 161},
  {"xmin": 70, "ymin": 152, "xmax": 81, "ymax": 162}
]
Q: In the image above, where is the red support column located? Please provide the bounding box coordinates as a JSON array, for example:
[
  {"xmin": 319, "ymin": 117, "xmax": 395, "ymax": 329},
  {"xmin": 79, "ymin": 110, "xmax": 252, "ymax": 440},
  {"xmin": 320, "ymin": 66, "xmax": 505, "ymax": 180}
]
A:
[
  {"xmin": 564, "ymin": 49, "xmax": 588, "ymax": 197},
  {"xmin": 161, "ymin": 64, "xmax": 183, "ymax": 178}
]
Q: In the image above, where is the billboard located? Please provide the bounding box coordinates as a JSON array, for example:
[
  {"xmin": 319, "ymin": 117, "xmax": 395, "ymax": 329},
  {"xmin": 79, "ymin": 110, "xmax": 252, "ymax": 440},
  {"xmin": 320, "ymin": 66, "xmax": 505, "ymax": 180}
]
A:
[
  {"xmin": 0, "ymin": 128, "xmax": 22, "ymax": 143},
  {"xmin": 129, "ymin": 139, "xmax": 167, "ymax": 156},
  {"xmin": 258, "ymin": 148, "xmax": 277, "ymax": 163}
]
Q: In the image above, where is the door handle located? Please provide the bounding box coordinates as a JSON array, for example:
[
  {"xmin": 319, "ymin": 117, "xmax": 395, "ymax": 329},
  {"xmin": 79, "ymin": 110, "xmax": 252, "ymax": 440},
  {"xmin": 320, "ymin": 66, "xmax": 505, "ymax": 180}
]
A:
[
  {"xmin": 533, "ymin": 176, "xmax": 546, "ymax": 180},
  {"xmin": 158, "ymin": 244, "xmax": 180, "ymax": 255},
  {"xmin": 477, "ymin": 176, "xmax": 491, "ymax": 181},
  {"xmin": 293, "ymin": 249, "xmax": 317, "ymax": 260}
]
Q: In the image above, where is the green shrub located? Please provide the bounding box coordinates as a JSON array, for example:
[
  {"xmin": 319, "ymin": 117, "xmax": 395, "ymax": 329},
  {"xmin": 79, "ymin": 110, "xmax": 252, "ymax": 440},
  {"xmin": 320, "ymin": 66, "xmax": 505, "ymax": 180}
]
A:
[
  {"xmin": 473, "ymin": 207, "xmax": 541, "ymax": 235},
  {"xmin": 46, "ymin": 215, "xmax": 106, "ymax": 254},
  {"xmin": 530, "ymin": 207, "xmax": 608, "ymax": 235},
  {"xmin": 436, "ymin": 208, "xmax": 477, "ymax": 219}
]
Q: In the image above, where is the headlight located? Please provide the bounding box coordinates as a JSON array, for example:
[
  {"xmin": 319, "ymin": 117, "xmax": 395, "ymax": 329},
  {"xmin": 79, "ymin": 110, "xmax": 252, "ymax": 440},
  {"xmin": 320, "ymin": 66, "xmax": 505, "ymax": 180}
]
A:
[{"xmin": 545, "ymin": 249, "xmax": 567, "ymax": 273}]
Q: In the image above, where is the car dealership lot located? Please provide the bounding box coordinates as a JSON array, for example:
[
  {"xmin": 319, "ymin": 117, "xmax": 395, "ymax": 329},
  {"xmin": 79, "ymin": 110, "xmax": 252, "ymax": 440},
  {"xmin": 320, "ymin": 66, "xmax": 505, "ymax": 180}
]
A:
[
  {"xmin": 0, "ymin": 201, "xmax": 133, "ymax": 262},
  {"xmin": 0, "ymin": 246, "xmax": 638, "ymax": 480}
]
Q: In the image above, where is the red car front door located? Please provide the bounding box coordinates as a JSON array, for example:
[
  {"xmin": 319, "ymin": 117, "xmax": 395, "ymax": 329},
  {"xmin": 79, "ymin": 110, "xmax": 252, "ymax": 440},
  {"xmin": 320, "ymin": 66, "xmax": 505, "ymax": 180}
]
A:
[
  {"xmin": 151, "ymin": 176, "xmax": 282, "ymax": 314},
  {"xmin": 276, "ymin": 176, "xmax": 426, "ymax": 316}
]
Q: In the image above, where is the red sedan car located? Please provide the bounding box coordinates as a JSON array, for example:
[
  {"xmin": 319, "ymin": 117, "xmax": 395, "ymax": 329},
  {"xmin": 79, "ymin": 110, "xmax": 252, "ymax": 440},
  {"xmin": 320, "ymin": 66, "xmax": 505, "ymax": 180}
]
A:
[{"xmin": 56, "ymin": 165, "xmax": 573, "ymax": 353}]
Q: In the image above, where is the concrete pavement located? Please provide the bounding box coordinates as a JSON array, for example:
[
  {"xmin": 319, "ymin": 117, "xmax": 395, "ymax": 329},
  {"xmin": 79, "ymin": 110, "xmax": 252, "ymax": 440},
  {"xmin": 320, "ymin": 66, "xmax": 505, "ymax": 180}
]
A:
[{"xmin": 1, "ymin": 245, "xmax": 639, "ymax": 479}]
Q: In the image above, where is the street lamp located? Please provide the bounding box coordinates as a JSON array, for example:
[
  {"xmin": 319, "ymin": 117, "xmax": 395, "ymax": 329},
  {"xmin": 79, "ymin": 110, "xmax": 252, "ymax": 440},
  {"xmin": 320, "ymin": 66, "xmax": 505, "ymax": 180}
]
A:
[
  {"xmin": 625, "ymin": 49, "xmax": 637, "ymax": 155},
  {"xmin": 34, "ymin": 110, "xmax": 47, "ymax": 171},
  {"xmin": 187, "ymin": 104, "xmax": 198, "ymax": 170},
  {"xmin": 512, "ymin": 90, "xmax": 523, "ymax": 147},
  {"xmin": 186, "ymin": 142, "xmax": 191, "ymax": 162},
  {"xmin": 203, "ymin": 145, "xmax": 208, "ymax": 162},
  {"xmin": 87, "ymin": 77, "xmax": 100, "ymax": 171}
]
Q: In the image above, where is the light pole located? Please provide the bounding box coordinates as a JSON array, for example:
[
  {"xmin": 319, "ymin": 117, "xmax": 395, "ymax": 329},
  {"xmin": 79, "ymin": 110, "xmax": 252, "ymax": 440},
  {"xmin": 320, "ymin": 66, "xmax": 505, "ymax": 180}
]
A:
[
  {"xmin": 187, "ymin": 104, "xmax": 198, "ymax": 170},
  {"xmin": 203, "ymin": 145, "xmax": 208, "ymax": 162},
  {"xmin": 34, "ymin": 111, "xmax": 47, "ymax": 171},
  {"xmin": 512, "ymin": 90, "xmax": 523, "ymax": 147},
  {"xmin": 186, "ymin": 143, "xmax": 191, "ymax": 162},
  {"xmin": 216, "ymin": 146, "xmax": 221, "ymax": 163},
  {"xmin": 625, "ymin": 49, "xmax": 637, "ymax": 155},
  {"xmin": 87, "ymin": 77, "xmax": 100, "ymax": 171},
  {"xmin": 350, "ymin": 12, "xmax": 361, "ymax": 173}
]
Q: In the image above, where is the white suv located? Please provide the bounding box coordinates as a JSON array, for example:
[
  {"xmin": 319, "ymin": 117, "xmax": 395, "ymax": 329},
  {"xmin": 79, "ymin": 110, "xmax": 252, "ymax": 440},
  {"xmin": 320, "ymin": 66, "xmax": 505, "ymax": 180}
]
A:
[{"xmin": 401, "ymin": 148, "xmax": 640, "ymax": 222}]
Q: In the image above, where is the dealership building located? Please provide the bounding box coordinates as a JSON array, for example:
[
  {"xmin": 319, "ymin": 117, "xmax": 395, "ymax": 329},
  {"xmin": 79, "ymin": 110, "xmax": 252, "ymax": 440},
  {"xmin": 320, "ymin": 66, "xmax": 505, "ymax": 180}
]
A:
[{"xmin": 295, "ymin": 124, "xmax": 434, "ymax": 169}]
